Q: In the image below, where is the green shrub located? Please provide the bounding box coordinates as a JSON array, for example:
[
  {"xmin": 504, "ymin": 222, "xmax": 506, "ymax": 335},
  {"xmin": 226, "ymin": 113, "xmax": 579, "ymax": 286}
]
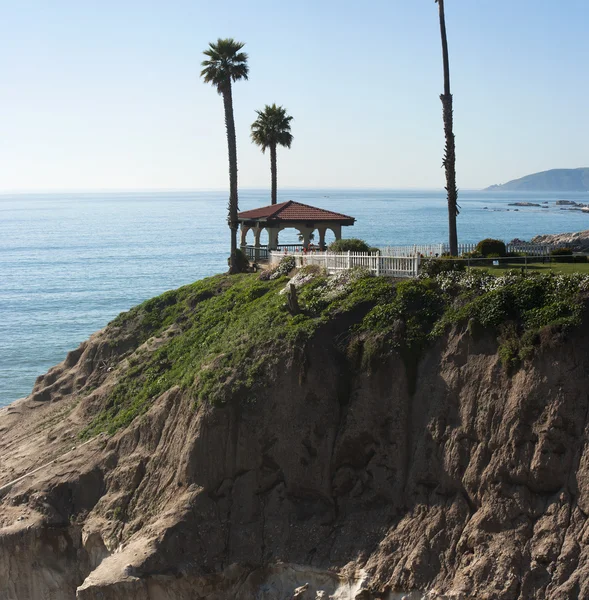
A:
[
  {"xmin": 475, "ymin": 238, "xmax": 507, "ymax": 257},
  {"xmin": 328, "ymin": 238, "xmax": 371, "ymax": 253},
  {"xmin": 233, "ymin": 249, "xmax": 250, "ymax": 272},
  {"xmin": 420, "ymin": 257, "xmax": 466, "ymax": 278},
  {"xmin": 468, "ymin": 288, "xmax": 516, "ymax": 327},
  {"xmin": 550, "ymin": 248, "xmax": 574, "ymax": 263},
  {"xmin": 524, "ymin": 300, "xmax": 581, "ymax": 330},
  {"xmin": 498, "ymin": 334, "xmax": 522, "ymax": 370},
  {"xmin": 363, "ymin": 279, "xmax": 445, "ymax": 353},
  {"xmin": 511, "ymin": 277, "xmax": 547, "ymax": 311}
]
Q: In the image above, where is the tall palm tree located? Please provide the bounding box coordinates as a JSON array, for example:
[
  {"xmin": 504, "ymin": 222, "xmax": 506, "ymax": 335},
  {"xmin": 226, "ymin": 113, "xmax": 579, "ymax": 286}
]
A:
[
  {"xmin": 436, "ymin": 0, "xmax": 459, "ymax": 256},
  {"xmin": 201, "ymin": 38, "xmax": 249, "ymax": 273},
  {"xmin": 250, "ymin": 104, "xmax": 293, "ymax": 205}
]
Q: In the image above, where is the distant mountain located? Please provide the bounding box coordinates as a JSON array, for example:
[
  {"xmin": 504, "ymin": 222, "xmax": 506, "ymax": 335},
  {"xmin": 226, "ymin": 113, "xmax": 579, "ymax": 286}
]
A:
[{"xmin": 485, "ymin": 168, "xmax": 589, "ymax": 192}]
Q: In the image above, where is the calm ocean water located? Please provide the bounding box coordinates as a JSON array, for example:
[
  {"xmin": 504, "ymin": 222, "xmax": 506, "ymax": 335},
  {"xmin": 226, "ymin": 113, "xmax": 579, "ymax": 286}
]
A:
[{"xmin": 1, "ymin": 188, "xmax": 588, "ymax": 406}]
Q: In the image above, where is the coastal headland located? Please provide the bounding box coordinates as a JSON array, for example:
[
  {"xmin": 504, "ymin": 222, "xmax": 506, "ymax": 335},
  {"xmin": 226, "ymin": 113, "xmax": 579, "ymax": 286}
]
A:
[
  {"xmin": 1, "ymin": 266, "xmax": 589, "ymax": 599},
  {"xmin": 486, "ymin": 168, "xmax": 589, "ymax": 192}
]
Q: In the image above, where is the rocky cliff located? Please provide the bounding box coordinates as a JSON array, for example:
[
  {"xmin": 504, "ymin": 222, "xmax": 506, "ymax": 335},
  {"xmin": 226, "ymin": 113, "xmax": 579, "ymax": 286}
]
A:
[
  {"xmin": 1, "ymin": 270, "xmax": 589, "ymax": 600},
  {"xmin": 485, "ymin": 168, "xmax": 589, "ymax": 192},
  {"xmin": 532, "ymin": 230, "xmax": 589, "ymax": 252}
]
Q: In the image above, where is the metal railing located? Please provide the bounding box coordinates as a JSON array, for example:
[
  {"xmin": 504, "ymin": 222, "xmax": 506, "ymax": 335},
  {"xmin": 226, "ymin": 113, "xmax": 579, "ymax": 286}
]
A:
[
  {"xmin": 276, "ymin": 244, "xmax": 306, "ymax": 253},
  {"xmin": 243, "ymin": 246, "xmax": 269, "ymax": 261},
  {"xmin": 244, "ymin": 244, "xmax": 317, "ymax": 260},
  {"xmin": 379, "ymin": 242, "xmax": 557, "ymax": 257}
]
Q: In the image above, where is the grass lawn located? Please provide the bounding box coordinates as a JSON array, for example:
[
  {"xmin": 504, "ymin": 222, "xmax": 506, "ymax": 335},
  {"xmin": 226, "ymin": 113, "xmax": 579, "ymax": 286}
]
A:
[{"xmin": 471, "ymin": 260, "xmax": 589, "ymax": 274}]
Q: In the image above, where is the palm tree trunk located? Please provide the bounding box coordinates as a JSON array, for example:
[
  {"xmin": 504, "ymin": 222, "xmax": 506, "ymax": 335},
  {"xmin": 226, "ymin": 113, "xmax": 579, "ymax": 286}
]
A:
[
  {"xmin": 437, "ymin": 0, "xmax": 459, "ymax": 257},
  {"xmin": 222, "ymin": 84, "xmax": 239, "ymax": 273},
  {"xmin": 270, "ymin": 143, "xmax": 277, "ymax": 205}
]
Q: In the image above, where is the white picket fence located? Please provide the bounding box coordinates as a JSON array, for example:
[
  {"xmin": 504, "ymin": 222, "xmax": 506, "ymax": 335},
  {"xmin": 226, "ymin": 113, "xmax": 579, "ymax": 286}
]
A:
[
  {"xmin": 269, "ymin": 251, "xmax": 420, "ymax": 278},
  {"xmin": 266, "ymin": 241, "xmax": 560, "ymax": 279},
  {"xmin": 379, "ymin": 242, "xmax": 555, "ymax": 257}
]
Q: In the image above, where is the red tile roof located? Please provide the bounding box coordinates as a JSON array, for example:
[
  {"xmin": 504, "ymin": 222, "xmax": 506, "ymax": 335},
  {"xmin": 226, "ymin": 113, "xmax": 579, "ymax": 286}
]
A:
[{"xmin": 238, "ymin": 201, "xmax": 355, "ymax": 223}]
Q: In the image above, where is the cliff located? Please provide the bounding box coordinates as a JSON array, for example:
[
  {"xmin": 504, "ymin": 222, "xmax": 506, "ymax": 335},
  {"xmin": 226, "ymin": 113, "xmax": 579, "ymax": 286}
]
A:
[
  {"xmin": 1, "ymin": 268, "xmax": 589, "ymax": 600},
  {"xmin": 485, "ymin": 168, "xmax": 589, "ymax": 192}
]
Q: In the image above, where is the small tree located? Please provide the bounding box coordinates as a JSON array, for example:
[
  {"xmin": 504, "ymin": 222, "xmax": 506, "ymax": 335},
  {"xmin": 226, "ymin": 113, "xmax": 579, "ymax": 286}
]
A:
[
  {"xmin": 476, "ymin": 238, "xmax": 507, "ymax": 257},
  {"xmin": 251, "ymin": 104, "xmax": 294, "ymax": 205}
]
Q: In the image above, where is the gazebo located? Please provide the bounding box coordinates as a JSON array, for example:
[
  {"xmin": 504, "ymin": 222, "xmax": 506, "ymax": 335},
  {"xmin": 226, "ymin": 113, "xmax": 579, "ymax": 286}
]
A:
[{"xmin": 238, "ymin": 200, "xmax": 355, "ymax": 261}]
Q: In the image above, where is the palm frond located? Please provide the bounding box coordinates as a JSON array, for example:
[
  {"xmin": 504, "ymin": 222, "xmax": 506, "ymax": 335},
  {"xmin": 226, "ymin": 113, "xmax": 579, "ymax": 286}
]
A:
[
  {"xmin": 200, "ymin": 38, "xmax": 249, "ymax": 93},
  {"xmin": 250, "ymin": 104, "xmax": 294, "ymax": 150}
]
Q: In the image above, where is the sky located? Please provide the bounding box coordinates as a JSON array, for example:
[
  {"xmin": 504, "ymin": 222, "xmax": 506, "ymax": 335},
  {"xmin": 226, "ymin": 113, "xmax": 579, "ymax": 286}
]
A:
[{"xmin": 1, "ymin": 0, "xmax": 588, "ymax": 192}]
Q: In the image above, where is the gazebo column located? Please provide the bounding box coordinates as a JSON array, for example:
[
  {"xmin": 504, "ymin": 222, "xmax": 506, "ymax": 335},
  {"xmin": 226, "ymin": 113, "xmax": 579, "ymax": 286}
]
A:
[
  {"xmin": 240, "ymin": 225, "xmax": 250, "ymax": 251},
  {"xmin": 267, "ymin": 227, "xmax": 279, "ymax": 251},
  {"xmin": 332, "ymin": 224, "xmax": 343, "ymax": 241},
  {"xmin": 254, "ymin": 226, "xmax": 262, "ymax": 262},
  {"xmin": 317, "ymin": 226, "xmax": 327, "ymax": 250}
]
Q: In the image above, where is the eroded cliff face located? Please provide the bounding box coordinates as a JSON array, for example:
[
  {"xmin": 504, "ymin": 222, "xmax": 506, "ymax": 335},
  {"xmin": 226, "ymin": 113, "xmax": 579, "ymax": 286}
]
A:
[{"xmin": 2, "ymin": 285, "xmax": 589, "ymax": 600}]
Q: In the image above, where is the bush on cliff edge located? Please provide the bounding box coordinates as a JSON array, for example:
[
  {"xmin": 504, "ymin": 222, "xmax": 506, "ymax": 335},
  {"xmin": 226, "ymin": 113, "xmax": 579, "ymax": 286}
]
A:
[{"xmin": 475, "ymin": 238, "xmax": 507, "ymax": 257}]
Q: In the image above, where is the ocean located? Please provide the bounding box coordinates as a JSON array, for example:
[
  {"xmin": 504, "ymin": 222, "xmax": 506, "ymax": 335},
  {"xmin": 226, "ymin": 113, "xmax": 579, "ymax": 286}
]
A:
[{"xmin": 1, "ymin": 188, "xmax": 588, "ymax": 406}]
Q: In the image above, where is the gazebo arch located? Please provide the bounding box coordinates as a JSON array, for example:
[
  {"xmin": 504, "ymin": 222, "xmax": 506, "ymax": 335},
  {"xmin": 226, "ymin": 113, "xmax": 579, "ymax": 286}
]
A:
[{"xmin": 237, "ymin": 200, "xmax": 355, "ymax": 261}]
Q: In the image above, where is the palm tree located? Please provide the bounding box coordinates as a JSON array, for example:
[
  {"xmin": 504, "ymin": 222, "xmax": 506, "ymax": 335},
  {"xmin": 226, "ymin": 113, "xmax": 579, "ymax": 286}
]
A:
[
  {"xmin": 250, "ymin": 104, "xmax": 293, "ymax": 205},
  {"xmin": 436, "ymin": 0, "xmax": 459, "ymax": 256},
  {"xmin": 201, "ymin": 38, "xmax": 249, "ymax": 273}
]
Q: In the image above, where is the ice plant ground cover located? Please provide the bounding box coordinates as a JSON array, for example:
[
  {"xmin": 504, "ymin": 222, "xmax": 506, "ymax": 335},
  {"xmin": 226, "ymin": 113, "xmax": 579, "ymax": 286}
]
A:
[{"xmin": 432, "ymin": 269, "xmax": 589, "ymax": 294}]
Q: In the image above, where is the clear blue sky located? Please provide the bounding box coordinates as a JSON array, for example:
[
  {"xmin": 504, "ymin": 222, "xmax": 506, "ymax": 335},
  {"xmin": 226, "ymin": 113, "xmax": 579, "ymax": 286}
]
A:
[{"xmin": 2, "ymin": 0, "xmax": 588, "ymax": 191}]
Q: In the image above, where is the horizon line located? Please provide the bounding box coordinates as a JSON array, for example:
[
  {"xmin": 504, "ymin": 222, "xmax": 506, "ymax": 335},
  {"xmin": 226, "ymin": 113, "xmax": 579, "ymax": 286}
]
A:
[{"xmin": 0, "ymin": 186, "xmax": 484, "ymax": 195}]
